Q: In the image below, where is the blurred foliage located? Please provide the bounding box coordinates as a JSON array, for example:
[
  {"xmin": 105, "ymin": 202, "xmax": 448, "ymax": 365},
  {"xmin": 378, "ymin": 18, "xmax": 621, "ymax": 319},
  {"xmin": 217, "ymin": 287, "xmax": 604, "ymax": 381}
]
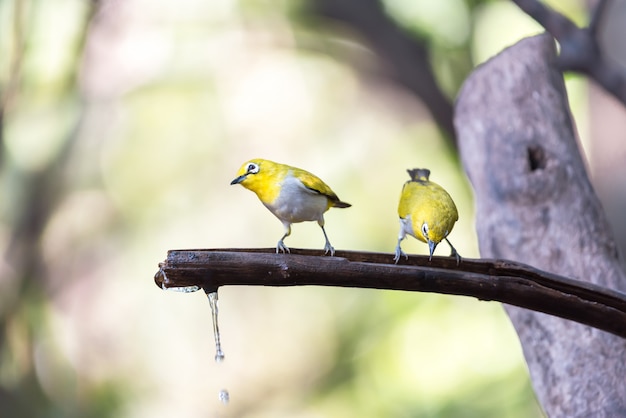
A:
[{"xmin": 0, "ymin": 0, "xmax": 598, "ymax": 417}]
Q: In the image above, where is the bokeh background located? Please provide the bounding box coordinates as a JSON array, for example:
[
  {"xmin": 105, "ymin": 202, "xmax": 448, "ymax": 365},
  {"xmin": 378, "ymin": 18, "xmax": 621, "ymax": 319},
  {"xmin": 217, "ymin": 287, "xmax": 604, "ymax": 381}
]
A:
[{"xmin": 2, "ymin": 0, "xmax": 624, "ymax": 417}]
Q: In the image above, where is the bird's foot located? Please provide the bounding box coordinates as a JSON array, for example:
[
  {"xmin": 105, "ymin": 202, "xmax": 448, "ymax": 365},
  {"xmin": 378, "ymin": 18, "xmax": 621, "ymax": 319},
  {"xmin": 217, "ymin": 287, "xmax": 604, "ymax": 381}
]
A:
[
  {"xmin": 450, "ymin": 250, "xmax": 461, "ymax": 266},
  {"xmin": 276, "ymin": 240, "xmax": 290, "ymax": 254},
  {"xmin": 445, "ymin": 238, "xmax": 461, "ymax": 266},
  {"xmin": 324, "ymin": 241, "xmax": 335, "ymax": 256},
  {"xmin": 393, "ymin": 246, "xmax": 408, "ymax": 264}
]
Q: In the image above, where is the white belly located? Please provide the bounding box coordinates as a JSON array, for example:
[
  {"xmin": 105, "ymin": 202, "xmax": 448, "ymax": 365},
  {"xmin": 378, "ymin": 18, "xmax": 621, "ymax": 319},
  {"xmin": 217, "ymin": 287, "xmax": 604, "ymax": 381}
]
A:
[
  {"xmin": 266, "ymin": 176, "xmax": 328, "ymax": 223},
  {"xmin": 399, "ymin": 215, "xmax": 416, "ymax": 239}
]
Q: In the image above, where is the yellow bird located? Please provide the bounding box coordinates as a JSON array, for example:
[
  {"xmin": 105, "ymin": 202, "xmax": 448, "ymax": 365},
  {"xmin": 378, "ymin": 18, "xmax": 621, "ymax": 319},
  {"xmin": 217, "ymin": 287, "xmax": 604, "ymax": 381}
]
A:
[
  {"xmin": 394, "ymin": 168, "xmax": 460, "ymax": 264},
  {"xmin": 231, "ymin": 159, "xmax": 351, "ymax": 255}
]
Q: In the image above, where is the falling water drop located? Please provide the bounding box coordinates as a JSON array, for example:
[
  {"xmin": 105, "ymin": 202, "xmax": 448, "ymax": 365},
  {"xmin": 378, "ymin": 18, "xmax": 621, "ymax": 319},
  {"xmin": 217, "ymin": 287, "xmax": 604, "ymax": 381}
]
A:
[
  {"xmin": 205, "ymin": 289, "xmax": 230, "ymax": 408},
  {"xmin": 206, "ymin": 290, "xmax": 225, "ymax": 363},
  {"xmin": 218, "ymin": 389, "xmax": 230, "ymax": 405}
]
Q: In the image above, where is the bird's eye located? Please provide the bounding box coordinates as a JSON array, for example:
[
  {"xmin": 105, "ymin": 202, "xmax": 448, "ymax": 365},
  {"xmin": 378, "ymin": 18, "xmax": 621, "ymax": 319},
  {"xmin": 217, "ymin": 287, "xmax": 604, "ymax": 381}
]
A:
[
  {"xmin": 247, "ymin": 163, "xmax": 259, "ymax": 174},
  {"xmin": 421, "ymin": 223, "xmax": 429, "ymax": 238}
]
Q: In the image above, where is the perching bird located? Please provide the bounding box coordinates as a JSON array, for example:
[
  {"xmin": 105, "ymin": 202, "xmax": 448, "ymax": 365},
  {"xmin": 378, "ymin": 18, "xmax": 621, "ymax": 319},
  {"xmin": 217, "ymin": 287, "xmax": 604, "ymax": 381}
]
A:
[
  {"xmin": 394, "ymin": 168, "xmax": 460, "ymax": 264},
  {"xmin": 231, "ymin": 158, "xmax": 351, "ymax": 255}
]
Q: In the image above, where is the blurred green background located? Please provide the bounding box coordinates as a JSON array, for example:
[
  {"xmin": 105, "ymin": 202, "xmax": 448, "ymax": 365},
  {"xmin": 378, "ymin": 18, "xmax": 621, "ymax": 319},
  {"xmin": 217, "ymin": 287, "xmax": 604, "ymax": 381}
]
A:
[{"xmin": 1, "ymin": 0, "xmax": 615, "ymax": 417}]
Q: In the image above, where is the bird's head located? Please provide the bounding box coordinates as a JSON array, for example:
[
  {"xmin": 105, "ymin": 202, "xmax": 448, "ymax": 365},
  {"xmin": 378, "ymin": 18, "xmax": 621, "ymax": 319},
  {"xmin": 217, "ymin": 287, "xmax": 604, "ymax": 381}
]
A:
[
  {"xmin": 231, "ymin": 159, "xmax": 264, "ymax": 185},
  {"xmin": 419, "ymin": 221, "xmax": 449, "ymax": 260},
  {"xmin": 231, "ymin": 159, "xmax": 281, "ymax": 196}
]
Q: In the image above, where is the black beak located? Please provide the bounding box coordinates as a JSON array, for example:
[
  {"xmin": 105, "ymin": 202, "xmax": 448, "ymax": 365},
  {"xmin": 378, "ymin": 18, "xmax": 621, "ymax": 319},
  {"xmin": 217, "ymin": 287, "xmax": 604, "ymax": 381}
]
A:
[
  {"xmin": 230, "ymin": 174, "xmax": 246, "ymax": 185},
  {"xmin": 428, "ymin": 240, "xmax": 437, "ymax": 261}
]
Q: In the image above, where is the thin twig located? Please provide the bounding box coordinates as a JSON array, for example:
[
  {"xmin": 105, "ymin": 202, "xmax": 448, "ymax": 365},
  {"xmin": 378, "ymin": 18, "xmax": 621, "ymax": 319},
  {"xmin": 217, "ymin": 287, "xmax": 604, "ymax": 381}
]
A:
[
  {"xmin": 155, "ymin": 248, "xmax": 626, "ymax": 339},
  {"xmin": 511, "ymin": 0, "xmax": 626, "ymax": 106},
  {"xmin": 312, "ymin": 0, "xmax": 456, "ymax": 149}
]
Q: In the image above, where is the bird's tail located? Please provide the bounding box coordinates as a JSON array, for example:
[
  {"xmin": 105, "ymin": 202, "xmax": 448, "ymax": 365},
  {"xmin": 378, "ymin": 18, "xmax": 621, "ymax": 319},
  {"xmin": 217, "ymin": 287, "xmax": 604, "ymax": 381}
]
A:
[{"xmin": 332, "ymin": 200, "xmax": 351, "ymax": 209}]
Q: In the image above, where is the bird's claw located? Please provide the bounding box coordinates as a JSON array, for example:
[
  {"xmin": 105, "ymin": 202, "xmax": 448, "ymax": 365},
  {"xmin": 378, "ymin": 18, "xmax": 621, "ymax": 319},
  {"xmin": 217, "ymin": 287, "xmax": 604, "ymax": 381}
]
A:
[
  {"xmin": 445, "ymin": 238, "xmax": 461, "ymax": 266},
  {"xmin": 393, "ymin": 247, "xmax": 408, "ymax": 264},
  {"xmin": 276, "ymin": 240, "xmax": 290, "ymax": 254},
  {"xmin": 450, "ymin": 250, "xmax": 461, "ymax": 266},
  {"xmin": 324, "ymin": 242, "xmax": 335, "ymax": 257}
]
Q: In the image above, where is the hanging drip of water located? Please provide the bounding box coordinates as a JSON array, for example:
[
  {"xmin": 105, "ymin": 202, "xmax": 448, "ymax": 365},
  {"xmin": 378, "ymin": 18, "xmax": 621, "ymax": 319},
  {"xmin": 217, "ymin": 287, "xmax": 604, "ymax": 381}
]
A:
[
  {"xmin": 206, "ymin": 289, "xmax": 225, "ymax": 362},
  {"xmin": 204, "ymin": 288, "xmax": 230, "ymax": 410}
]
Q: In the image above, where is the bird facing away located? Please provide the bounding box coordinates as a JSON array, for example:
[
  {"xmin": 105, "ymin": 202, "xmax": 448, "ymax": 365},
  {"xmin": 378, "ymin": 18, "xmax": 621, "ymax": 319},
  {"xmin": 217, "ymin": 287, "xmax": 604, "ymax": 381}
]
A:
[
  {"xmin": 394, "ymin": 168, "xmax": 460, "ymax": 264},
  {"xmin": 231, "ymin": 159, "xmax": 351, "ymax": 256}
]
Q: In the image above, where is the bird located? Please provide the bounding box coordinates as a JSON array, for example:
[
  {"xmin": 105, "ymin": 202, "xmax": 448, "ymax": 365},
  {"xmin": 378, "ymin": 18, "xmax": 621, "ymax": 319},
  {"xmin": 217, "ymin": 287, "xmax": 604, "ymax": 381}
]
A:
[
  {"xmin": 394, "ymin": 168, "xmax": 460, "ymax": 264},
  {"xmin": 231, "ymin": 158, "xmax": 351, "ymax": 256}
]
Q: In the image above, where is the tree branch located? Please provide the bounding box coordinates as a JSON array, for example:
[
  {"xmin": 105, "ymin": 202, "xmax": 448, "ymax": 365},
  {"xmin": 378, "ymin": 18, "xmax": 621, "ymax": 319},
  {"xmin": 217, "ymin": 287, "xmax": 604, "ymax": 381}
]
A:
[
  {"xmin": 511, "ymin": 0, "xmax": 626, "ymax": 106},
  {"xmin": 154, "ymin": 248, "xmax": 626, "ymax": 339},
  {"xmin": 311, "ymin": 0, "xmax": 456, "ymax": 149}
]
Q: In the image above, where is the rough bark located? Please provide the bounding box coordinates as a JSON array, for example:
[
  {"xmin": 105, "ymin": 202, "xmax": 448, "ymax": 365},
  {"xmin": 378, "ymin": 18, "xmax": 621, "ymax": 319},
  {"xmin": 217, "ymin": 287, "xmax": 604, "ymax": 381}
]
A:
[{"xmin": 455, "ymin": 33, "xmax": 626, "ymax": 417}]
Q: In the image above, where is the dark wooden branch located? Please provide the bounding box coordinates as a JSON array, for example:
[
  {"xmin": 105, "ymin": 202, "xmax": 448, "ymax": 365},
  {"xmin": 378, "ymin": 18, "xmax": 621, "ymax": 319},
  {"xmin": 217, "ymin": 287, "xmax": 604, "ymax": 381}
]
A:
[
  {"xmin": 511, "ymin": 0, "xmax": 626, "ymax": 106},
  {"xmin": 155, "ymin": 248, "xmax": 626, "ymax": 339}
]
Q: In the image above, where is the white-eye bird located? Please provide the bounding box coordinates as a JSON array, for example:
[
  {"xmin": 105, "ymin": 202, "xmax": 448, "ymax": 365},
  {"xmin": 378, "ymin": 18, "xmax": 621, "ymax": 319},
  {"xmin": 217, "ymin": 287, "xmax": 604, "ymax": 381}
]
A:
[
  {"xmin": 394, "ymin": 168, "xmax": 460, "ymax": 264},
  {"xmin": 231, "ymin": 159, "xmax": 351, "ymax": 255}
]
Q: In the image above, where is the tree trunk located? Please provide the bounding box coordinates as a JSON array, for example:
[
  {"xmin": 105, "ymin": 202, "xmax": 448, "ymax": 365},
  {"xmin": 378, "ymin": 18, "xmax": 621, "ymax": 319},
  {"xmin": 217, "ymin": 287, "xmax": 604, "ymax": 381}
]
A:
[{"xmin": 455, "ymin": 33, "xmax": 626, "ymax": 417}]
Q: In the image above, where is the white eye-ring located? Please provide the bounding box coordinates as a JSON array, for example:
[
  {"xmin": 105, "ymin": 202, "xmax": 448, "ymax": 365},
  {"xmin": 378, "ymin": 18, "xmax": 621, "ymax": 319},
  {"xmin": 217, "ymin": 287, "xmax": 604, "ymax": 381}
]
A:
[
  {"xmin": 246, "ymin": 163, "xmax": 259, "ymax": 174},
  {"xmin": 421, "ymin": 223, "xmax": 429, "ymax": 239}
]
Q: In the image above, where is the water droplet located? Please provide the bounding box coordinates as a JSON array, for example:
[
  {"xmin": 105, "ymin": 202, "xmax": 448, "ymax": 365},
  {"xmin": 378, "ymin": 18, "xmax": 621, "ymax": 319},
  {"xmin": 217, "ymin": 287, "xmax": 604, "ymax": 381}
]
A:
[
  {"xmin": 206, "ymin": 290, "xmax": 225, "ymax": 363},
  {"xmin": 218, "ymin": 389, "xmax": 230, "ymax": 405},
  {"xmin": 164, "ymin": 285, "xmax": 201, "ymax": 293}
]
